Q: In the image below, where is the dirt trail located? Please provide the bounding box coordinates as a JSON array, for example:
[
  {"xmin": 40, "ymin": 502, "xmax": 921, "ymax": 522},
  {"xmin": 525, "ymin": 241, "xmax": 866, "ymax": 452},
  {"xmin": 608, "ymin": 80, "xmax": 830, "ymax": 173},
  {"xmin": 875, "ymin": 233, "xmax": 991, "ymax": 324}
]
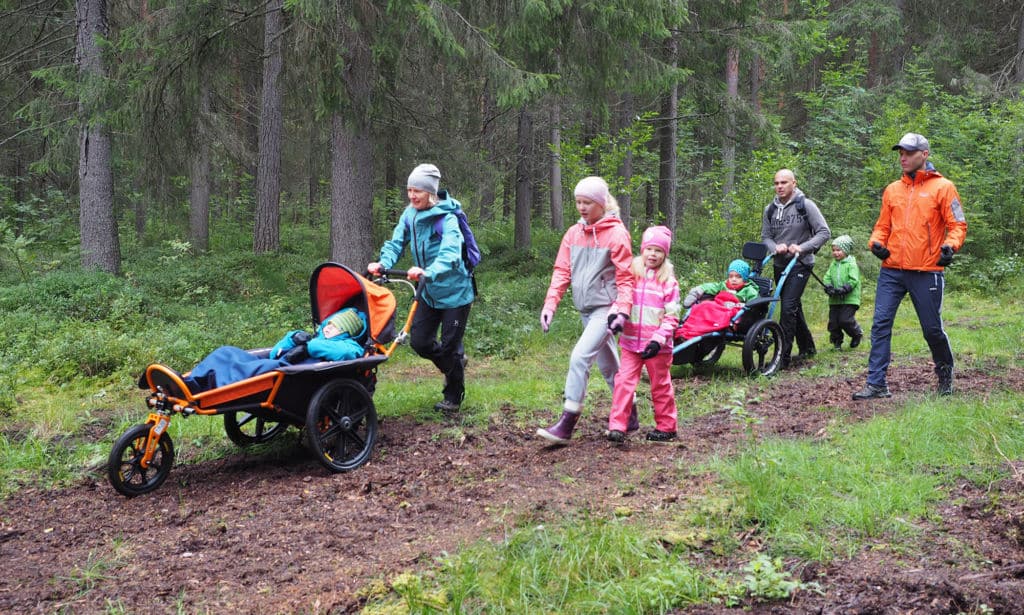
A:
[{"xmin": 2, "ymin": 364, "xmax": 1023, "ymax": 613}]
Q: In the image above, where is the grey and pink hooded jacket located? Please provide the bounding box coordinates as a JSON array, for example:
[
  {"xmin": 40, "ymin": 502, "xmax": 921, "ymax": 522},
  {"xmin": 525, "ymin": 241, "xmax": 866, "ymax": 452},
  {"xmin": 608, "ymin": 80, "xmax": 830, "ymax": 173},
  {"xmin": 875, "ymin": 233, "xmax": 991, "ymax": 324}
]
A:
[
  {"xmin": 618, "ymin": 267, "xmax": 681, "ymax": 354},
  {"xmin": 543, "ymin": 213, "xmax": 633, "ymax": 317}
]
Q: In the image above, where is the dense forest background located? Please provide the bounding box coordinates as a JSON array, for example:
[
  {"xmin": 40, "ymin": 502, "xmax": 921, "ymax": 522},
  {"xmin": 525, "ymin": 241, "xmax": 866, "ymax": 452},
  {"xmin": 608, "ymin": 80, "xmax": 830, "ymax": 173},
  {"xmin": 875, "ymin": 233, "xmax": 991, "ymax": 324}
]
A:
[{"xmin": 1, "ymin": 0, "xmax": 1023, "ymax": 282}]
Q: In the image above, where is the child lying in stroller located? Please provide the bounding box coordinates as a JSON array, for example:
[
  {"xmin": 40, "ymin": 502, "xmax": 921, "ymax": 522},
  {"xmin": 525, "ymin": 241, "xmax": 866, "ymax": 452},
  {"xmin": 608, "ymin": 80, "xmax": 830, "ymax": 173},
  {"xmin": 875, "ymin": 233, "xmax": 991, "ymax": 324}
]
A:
[
  {"xmin": 677, "ymin": 259, "xmax": 759, "ymax": 340},
  {"xmin": 182, "ymin": 308, "xmax": 368, "ymax": 393}
]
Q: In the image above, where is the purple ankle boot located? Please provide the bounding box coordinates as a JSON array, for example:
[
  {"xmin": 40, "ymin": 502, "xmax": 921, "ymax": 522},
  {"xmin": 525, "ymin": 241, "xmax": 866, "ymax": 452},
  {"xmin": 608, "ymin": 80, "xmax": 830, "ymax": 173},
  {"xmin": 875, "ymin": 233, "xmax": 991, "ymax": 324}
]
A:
[
  {"xmin": 537, "ymin": 411, "xmax": 580, "ymax": 444},
  {"xmin": 626, "ymin": 403, "xmax": 640, "ymax": 433}
]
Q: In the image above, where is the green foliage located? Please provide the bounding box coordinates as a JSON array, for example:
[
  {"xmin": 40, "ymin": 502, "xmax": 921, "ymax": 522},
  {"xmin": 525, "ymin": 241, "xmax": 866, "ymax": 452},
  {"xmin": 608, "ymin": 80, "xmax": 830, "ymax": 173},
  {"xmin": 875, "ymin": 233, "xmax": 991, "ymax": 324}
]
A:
[
  {"xmin": 734, "ymin": 554, "xmax": 821, "ymax": 604},
  {"xmin": 559, "ymin": 113, "xmax": 660, "ymax": 204}
]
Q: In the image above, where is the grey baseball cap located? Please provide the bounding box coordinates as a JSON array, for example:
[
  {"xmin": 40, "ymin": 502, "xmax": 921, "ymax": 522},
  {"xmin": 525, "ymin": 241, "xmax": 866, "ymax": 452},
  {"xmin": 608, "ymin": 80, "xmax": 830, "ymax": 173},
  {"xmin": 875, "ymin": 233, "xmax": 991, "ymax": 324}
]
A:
[{"xmin": 892, "ymin": 133, "xmax": 930, "ymax": 151}]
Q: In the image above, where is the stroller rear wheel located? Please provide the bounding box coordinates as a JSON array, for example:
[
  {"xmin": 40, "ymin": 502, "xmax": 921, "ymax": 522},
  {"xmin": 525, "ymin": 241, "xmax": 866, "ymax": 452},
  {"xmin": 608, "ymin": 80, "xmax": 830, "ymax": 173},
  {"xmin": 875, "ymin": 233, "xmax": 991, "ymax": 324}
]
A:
[
  {"xmin": 306, "ymin": 378, "xmax": 378, "ymax": 472},
  {"xmin": 742, "ymin": 320, "xmax": 783, "ymax": 376},
  {"xmin": 224, "ymin": 412, "xmax": 287, "ymax": 447},
  {"xmin": 108, "ymin": 423, "xmax": 175, "ymax": 497}
]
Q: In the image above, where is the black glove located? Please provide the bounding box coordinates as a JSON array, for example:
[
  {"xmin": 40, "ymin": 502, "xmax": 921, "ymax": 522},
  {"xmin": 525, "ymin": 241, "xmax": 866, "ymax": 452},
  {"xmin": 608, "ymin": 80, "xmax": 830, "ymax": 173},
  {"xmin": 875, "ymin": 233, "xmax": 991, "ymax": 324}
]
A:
[
  {"xmin": 607, "ymin": 312, "xmax": 627, "ymax": 334},
  {"xmin": 937, "ymin": 245, "xmax": 954, "ymax": 266},
  {"xmin": 282, "ymin": 343, "xmax": 309, "ymax": 364},
  {"xmin": 870, "ymin": 242, "xmax": 890, "ymax": 261},
  {"xmin": 639, "ymin": 341, "xmax": 661, "ymax": 359},
  {"xmin": 824, "ymin": 284, "xmax": 836, "ymax": 295},
  {"xmin": 291, "ymin": 330, "xmax": 312, "ymax": 344},
  {"xmin": 837, "ymin": 284, "xmax": 853, "ymax": 296}
]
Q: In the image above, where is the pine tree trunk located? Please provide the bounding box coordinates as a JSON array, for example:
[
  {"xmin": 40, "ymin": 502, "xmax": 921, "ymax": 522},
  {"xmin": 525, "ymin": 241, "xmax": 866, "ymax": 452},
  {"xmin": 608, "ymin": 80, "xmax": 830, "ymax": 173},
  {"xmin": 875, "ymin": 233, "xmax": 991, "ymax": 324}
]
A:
[
  {"xmin": 514, "ymin": 106, "xmax": 532, "ymax": 249},
  {"xmin": 189, "ymin": 78, "xmax": 211, "ymax": 253},
  {"xmin": 330, "ymin": 112, "xmax": 375, "ymax": 268},
  {"xmin": 549, "ymin": 101, "xmax": 563, "ymax": 230},
  {"xmin": 254, "ymin": 0, "xmax": 283, "ymax": 254},
  {"xmin": 76, "ymin": 0, "xmax": 120, "ymax": 274}
]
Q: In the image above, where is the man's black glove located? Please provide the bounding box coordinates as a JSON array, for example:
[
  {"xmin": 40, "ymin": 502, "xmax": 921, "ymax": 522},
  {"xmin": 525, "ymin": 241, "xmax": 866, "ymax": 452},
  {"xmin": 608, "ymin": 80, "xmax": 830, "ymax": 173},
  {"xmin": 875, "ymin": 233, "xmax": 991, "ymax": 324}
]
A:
[
  {"xmin": 824, "ymin": 284, "xmax": 836, "ymax": 295},
  {"xmin": 870, "ymin": 242, "xmax": 890, "ymax": 261},
  {"xmin": 937, "ymin": 245, "xmax": 954, "ymax": 266},
  {"xmin": 639, "ymin": 341, "xmax": 661, "ymax": 359},
  {"xmin": 837, "ymin": 284, "xmax": 853, "ymax": 297},
  {"xmin": 282, "ymin": 343, "xmax": 309, "ymax": 364}
]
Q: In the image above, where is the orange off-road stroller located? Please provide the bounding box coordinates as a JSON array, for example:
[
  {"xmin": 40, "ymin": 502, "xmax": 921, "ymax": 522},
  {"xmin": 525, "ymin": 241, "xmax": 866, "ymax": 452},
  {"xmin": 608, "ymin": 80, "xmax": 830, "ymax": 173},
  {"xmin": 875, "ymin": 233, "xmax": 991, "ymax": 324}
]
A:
[{"xmin": 107, "ymin": 263, "xmax": 419, "ymax": 497}]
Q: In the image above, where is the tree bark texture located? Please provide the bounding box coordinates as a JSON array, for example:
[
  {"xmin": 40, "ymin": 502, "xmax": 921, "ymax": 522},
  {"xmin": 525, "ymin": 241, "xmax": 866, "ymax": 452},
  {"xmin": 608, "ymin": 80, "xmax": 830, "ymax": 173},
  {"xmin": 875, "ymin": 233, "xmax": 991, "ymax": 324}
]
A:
[
  {"xmin": 76, "ymin": 0, "xmax": 120, "ymax": 274},
  {"xmin": 722, "ymin": 44, "xmax": 739, "ymax": 226},
  {"xmin": 549, "ymin": 102, "xmax": 563, "ymax": 230},
  {"xmin": 514, "ymin": 106, "xmax": 533, "ymax": 249},
  {"xmin": 254, "ymin": 0, "xmax": 283, "ymax": 254},
  {"xmin": 330, "ymin": 113, "xmax": 375, "ymax": 268},
  {"xmin": 616, "ymin": 92, "xmax": 634, "ymax": 229},
  {"xmin": 657, "ymin": 35, "xmax": 679, "ymax": 231},
  {"xmin": 189, "ymin": 77, "xmax": 212, "ymax": 253}
]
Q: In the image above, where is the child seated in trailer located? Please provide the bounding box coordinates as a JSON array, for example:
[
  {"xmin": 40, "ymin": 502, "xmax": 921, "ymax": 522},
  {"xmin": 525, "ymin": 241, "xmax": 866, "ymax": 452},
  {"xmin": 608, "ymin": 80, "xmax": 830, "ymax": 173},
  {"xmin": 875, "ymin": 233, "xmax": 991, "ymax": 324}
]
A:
[
  {"xmin": 182, "ymin": 308, "xmax": 368, "ymax": 393},
  {"xmin": 677, "ymin": 259, "xmax": 759, "ymax": 340}
]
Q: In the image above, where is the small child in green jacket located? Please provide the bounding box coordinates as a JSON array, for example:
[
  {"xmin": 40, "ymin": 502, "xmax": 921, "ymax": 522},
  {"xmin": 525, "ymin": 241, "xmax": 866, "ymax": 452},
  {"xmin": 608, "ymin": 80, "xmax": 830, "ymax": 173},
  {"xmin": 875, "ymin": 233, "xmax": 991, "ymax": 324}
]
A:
[
  {"xmin": 822, "ymin": 235, "xmax": 863, "ymax": 349},
  {"xmin": 682, "ymin": 259, "xmax": 760, "ymax": 308}
]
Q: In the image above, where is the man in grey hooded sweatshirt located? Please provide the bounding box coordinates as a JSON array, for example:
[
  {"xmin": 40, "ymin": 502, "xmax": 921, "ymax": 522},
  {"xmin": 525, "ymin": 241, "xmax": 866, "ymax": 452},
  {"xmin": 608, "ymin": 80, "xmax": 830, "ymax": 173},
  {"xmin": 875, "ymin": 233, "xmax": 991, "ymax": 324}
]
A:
[{"xmin": 761, "ymin": 169, "xmax": 831, "ymax": 368}]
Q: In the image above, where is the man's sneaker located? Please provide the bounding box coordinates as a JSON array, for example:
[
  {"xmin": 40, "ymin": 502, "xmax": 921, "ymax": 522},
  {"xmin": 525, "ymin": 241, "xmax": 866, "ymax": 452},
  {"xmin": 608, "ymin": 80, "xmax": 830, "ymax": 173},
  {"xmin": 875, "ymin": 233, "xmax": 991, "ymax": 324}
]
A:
[
  {"xmin": 645, "ymin": 430, "xmax": 677, "ymax": 442},
  {"xmin": 852, "ymin": 384, "xmax": 891, "ymax": 400},
  {"xmin": 831, "ymin": 343, "xmax": 842, "ymax": 351},
  {"xmin": 434, "ymin": 399, "xmax": 460, "ymax": 413},
  {"xmin": 607, "ymin": 430, "xmax": 625, "ymax": 442},
  {"xmin": 850, "ymin": 334, "xmax": 862, "ymax": 348},
  {"xmin": 936, "ymin": 365, "xmax": 954, "ymax": 396},
  {"xmin": 794, "ymin": 349, "xmax": 817, "ymax": 363}
]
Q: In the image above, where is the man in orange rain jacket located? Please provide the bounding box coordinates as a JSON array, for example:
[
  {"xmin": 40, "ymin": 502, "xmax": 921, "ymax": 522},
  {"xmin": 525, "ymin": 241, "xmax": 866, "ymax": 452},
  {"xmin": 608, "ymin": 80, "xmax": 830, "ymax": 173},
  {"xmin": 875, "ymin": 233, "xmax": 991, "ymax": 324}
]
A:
[{"xmin": 853, "ymin": 133, "xmax": 967, "ymax": 400}]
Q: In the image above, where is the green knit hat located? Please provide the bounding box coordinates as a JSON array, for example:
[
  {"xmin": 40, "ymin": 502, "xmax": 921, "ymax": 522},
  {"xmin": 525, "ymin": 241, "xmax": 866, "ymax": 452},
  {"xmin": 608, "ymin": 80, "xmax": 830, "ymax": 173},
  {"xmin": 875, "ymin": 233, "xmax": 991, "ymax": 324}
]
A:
[
  {"xmin": 323, "ymin": 309, "xmax": 365, "ymax": 339},
  {"xmin": 832, "ymin": 235, "xmax": 854, "ymax": 254}
]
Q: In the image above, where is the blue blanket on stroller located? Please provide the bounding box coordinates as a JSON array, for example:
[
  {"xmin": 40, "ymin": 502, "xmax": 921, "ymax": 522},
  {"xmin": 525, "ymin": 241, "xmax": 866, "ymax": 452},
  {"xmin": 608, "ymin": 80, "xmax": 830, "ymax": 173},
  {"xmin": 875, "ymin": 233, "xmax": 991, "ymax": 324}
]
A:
[
  {"xmin": 183, "ymin": 346, "xmax": 287, "ymax": 392},
  {"xmin": 183, "ymin": 308, "xmax": 368, "ymax": 392}
]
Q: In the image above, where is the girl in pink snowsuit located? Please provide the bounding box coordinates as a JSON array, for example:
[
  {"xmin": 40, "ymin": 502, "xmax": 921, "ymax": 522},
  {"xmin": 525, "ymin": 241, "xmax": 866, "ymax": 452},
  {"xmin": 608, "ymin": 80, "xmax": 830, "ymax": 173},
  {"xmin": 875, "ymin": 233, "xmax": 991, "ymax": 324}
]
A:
[{"xmin": 608, "ymin": 226, "xmax": 681, "ymax": 442}]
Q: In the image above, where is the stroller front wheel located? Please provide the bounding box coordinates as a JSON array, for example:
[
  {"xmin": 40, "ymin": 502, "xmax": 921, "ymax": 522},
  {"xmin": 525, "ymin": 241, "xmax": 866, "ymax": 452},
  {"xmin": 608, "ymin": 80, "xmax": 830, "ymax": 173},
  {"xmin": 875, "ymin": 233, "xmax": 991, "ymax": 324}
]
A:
[
  {"xmin": 305, "ymin": 378, "xmax": 378, "ymax": 472},
  {"xmin": 107, "ymin": 423, "xmax": 175, "ymax": 497}
]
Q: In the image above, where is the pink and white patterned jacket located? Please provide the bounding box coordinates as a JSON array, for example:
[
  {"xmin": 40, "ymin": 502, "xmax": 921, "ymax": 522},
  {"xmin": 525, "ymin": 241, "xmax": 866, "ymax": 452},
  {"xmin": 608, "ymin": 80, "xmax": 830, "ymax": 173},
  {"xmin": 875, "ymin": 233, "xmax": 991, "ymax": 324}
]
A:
[{"xmin": 618, "ymin": 268, "xmax": 681, "ymax": 354}]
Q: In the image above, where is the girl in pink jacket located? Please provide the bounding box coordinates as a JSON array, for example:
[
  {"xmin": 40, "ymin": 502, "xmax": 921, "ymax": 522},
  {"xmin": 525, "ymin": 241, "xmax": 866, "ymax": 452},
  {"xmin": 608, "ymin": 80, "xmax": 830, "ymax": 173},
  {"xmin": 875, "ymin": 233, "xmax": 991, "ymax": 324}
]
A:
[
  {"xmin": 537, "ymin": 176, "xmax": 634, "ymax": 444},
  {"xmin": 608, "ymin": 226, "xmax": 681, "ymax": 442}
]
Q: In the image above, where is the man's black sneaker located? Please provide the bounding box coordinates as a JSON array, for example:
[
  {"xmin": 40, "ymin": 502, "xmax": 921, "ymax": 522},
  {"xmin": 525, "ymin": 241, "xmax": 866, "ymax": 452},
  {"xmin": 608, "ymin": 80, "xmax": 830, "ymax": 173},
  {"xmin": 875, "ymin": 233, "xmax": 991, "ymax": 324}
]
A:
[
  {"xmin": 852, "ymin": 384, "xmax": 891, "ymax": 400},
  {"xmin": 434, "ymin": 399, "xmax": 460, "ymax": 413},
  {"xmin": 850, "ymin": 334, "xmax": 862, "ymax": 348}
]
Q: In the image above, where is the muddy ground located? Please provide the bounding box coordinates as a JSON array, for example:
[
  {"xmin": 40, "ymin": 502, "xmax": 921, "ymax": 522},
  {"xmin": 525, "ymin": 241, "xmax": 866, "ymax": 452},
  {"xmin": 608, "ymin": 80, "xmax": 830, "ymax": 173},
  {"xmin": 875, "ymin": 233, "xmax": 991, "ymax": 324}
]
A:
[{"xmin": 2, "ymin": 361, "xmax": 1024, "ymax": 614}]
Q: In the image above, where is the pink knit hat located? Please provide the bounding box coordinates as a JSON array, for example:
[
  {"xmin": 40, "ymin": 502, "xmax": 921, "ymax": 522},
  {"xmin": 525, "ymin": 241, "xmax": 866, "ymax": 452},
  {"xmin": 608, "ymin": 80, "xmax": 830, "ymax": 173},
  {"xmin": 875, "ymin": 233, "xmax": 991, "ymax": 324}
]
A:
[
  {"xmin": 573, "ymin": 176, "xmax": 610, "ymax": 207},
  {"xmin": 641, "ymin": 225, "xmax": 672, "ymax": 253}
]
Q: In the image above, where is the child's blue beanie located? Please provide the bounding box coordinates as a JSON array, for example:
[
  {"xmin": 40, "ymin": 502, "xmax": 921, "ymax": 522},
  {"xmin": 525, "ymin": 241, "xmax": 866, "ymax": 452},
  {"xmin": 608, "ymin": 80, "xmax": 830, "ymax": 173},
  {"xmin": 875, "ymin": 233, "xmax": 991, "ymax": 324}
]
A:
[{"xmin": 728, "ymin": 259, "xmax": 751, "ymax": 281}]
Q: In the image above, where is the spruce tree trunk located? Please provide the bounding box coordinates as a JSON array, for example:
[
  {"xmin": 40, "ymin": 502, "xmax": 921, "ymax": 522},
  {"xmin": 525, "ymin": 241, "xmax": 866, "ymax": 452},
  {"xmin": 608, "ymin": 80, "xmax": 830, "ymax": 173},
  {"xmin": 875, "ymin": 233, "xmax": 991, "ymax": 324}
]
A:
[
  {"xmin": 657, "ymin": 35, "xmax": 679, "ymax": 231},
  {"xmin": 722, "ymin": 45, "xmax": 739, "ymax": 227},
  {"xmin": 514, "ymin": 106, "xmax": 533, "ymax": 249},
  {"xmin": 76, "ymin": 0, "xmax": 120, "ymax": 274},
  {"xmin": 254, "ymin": 0, "xmax": 283, "ymax": 254},
  {"xmin": 616, "ymin": 92, "xmax": 634, "ymax": 229},
  {"xmin": 1016, "ymin": 13, "xmax": 1024, "ymax": 83},
  {"xmin": 189, "ymin": 78, "xmax": 211, "ymax": 253},
  {"xmin": 329, "ymin": 113, "xmax": 375, "ymax": 268},
  {"xmin": 549, "ymin": 102, "xmax": 563, "ymax": 230}
]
